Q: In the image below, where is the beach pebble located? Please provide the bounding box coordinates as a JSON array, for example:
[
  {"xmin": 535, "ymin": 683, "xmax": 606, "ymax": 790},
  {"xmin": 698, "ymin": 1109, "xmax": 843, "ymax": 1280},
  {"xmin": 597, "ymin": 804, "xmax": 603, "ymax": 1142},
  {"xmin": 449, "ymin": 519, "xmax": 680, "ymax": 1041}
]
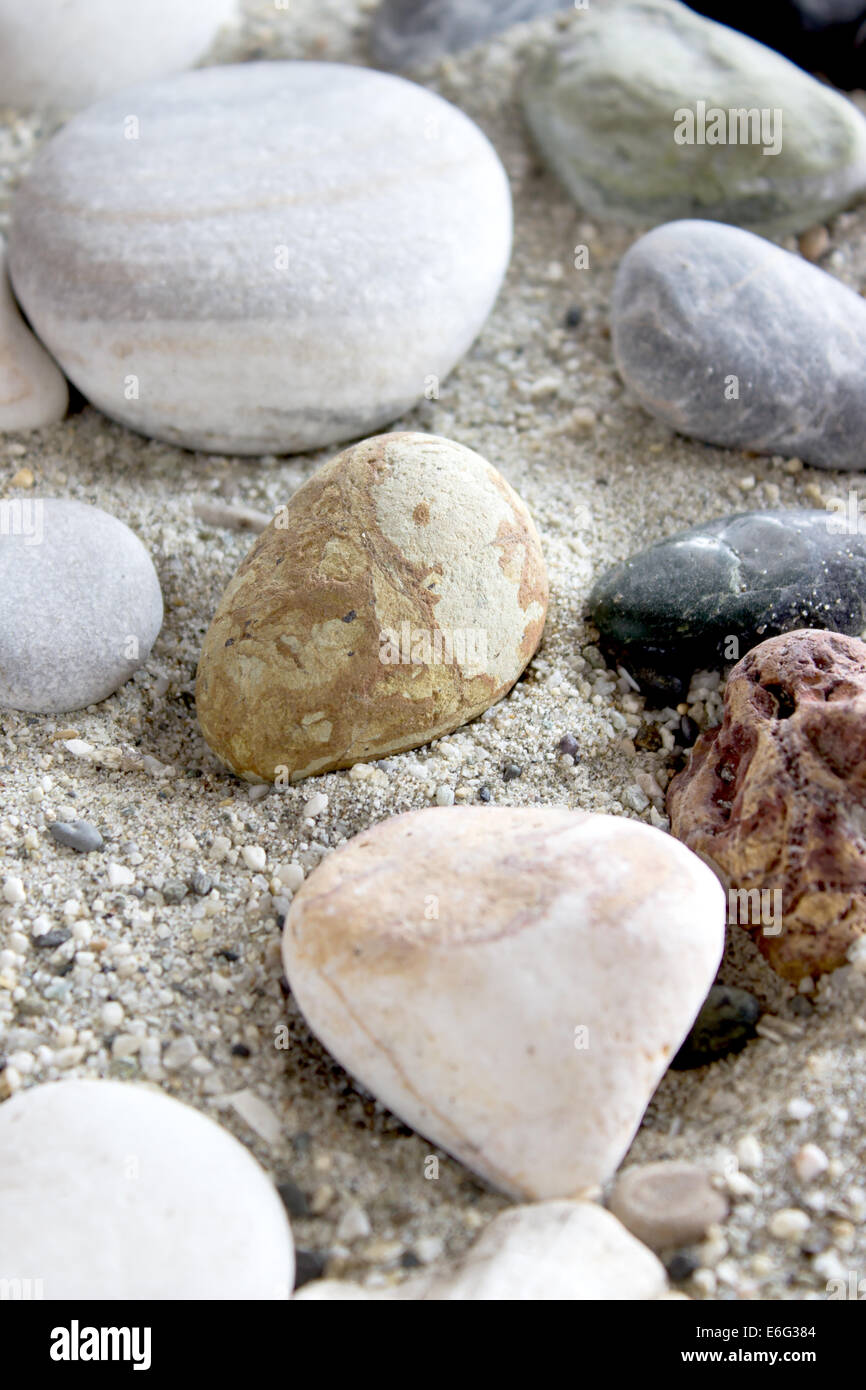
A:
[
  {"xmin": 196, "ymin": 434, "xmax": 548, "ymax": 782},
  {"xmin": 0, "ymin": 1079, "xmax": 293, "ymax": 1298},
  {"xmin": 610, "ymin": 1162, "xmax": 728, "ymax": 1251},
  {"xmin": 298, "ymin": 1201, "xmax": 668, "ymax": 1299},
  {"xmin": 282, "ymin": 806, "xmax": 724, "ymax": 1199},
  {"xmin": 588, "ymin": 510, "xmax": 866, "ymax": 702},
  {"xmin": 370, "ymin": 0, "xmax": 572, "ymax": 69},
  {"xmin": 0, "ymin": 499, "xmax": 162, "ymax": 714},
  {"xmin": 0, "ymin": 0, "xmax": 235, "ymax": 112},
  {"xmin": 8, "ymin": 63, "xmax": 511, "ymax": 456},
  {"xmin": 769, "ymin": 1207, "xmax": 811, "ymax": 1241},
  {"xmin": 671, "ymin": 985, "xmax": 760, "ymax": 1070},
  {"xmin": 793, "ymin": 1143, "xmax": 829, "ymax": 1184},
  {"xmin": 668, "ymin": 630, "xmax": 866, "ymax": 980},
  {"xmin": 689, "ymin": 1, "xmax": 866, "ymax": 91},
  {"xmin": 612, "ymin": 220, "xmax": 866, "ymax": 471},
  {"xmin": 0, "ymin": 242, "xmax": 67, "ymax": 432},
  {"xmin": 522, "ymin": 0, "xmax": 866, "ymax": 235},
  {"xmin": 48, "ymin": 820, "xmax": 104, "ymax": 854}
]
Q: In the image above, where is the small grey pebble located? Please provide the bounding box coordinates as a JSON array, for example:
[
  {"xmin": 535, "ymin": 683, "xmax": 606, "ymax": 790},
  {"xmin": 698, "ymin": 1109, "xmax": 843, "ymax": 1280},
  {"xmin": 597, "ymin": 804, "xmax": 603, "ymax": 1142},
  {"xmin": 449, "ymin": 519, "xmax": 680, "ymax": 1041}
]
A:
[
  {"xmin": 48, "ymin": 819, "xmax": 104, "ymax": 853},
  {"xmin": 34, "ymin": 929, "xmax": 72, "ymax": 949},
  {"xmin": 161, "ymin": 878, "xmax": 188, "ymax": 904},
  {"xmin": 502, "ymin": 763, "xmax": 523, "ymax": 782},
  {"xmin": 478, "ymin": 786, "xmax": 492, "ymax": 802},
  {"xmin": 558, "ymin": 733, "xmax": 579, "ymax": 758},
  {"xmin": 189, "ymin": 869, "xmax": 212, "ymax": 896}
]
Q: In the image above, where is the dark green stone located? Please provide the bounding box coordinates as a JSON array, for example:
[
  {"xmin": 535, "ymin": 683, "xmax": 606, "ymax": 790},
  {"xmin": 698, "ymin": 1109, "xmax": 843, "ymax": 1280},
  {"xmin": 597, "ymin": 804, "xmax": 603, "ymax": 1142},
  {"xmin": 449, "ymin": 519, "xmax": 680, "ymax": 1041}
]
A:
[{"xmin": 587, "ymin": 509, "xmax": 866, "ymax": 702}]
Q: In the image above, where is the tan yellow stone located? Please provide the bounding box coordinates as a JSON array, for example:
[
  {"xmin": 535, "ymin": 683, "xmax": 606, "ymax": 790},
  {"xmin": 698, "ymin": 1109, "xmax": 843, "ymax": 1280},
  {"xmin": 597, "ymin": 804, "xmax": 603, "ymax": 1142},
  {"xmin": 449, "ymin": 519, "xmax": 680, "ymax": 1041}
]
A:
[{"xmin": 196, "ymin": 433, "xmax": 548, "ymax": 782}]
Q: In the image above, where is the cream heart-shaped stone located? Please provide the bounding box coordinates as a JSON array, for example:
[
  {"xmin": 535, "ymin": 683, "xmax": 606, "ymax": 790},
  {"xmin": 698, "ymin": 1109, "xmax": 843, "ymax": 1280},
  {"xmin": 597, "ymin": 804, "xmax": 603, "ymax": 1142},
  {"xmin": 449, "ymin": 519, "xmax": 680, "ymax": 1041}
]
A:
[{"xmin": 282, "ymin": 806, "xmax": 725, "ymax": 1200}]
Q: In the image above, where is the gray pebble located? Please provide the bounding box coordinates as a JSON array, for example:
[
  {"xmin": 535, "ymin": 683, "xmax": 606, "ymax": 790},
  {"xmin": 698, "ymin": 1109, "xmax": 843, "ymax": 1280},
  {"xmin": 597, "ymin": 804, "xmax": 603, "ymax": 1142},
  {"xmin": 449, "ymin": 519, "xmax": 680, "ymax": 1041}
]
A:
[
  {"xmin": 612, "ymin": 220, "xmax": 866, "ymax": 471},
  {"xmin": 189, "ymin": 870, "xmax": 213, "ymax": 897},
  {"xmin": 0, "ymin": 499, "xmax": 162, "ymax": 713},
  {"xmin": 370, "ymin": 0, "xmax": 572, "ymax": 70},
  {"xmin": 161, "ymin": 879, "xmax": 188, "ymax": 905},
  {"xmin": 48, "ymin": 819, "xmax": 104, "ymax": 853}
]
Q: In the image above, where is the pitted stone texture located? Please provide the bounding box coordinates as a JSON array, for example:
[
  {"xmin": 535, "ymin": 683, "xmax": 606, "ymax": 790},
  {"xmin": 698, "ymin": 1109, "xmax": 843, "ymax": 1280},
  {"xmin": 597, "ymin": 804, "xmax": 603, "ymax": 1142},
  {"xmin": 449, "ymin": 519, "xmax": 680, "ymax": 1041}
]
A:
[
  {"xmin": 0, "ymin": 498, "xmax": 163, "ymax": 714},
  {"xmin": 282, "ymin": 806, "xmax": 725, "ymax": 1199},
  {"xmin": 196, "ymin": 433, "xmax": 548, "ymax": 782},
  {"xmin": 668, "ymin": 629, "xmax": 866, "ymax": 981},
  {"xmin": 8, "ymin": 62, "xmax": 512, "ymax": 455},
  {"xmin": 612, "ymin": 221, "xmax": 866, "ymax": 471}
]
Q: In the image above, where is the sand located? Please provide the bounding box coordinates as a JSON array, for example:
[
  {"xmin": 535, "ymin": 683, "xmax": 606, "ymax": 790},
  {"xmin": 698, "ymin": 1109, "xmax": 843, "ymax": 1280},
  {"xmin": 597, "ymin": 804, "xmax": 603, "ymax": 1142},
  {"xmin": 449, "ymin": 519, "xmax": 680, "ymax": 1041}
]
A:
[{"xmin": 1, "ymin": 0, "xmax": 866, "ymax": 1300}]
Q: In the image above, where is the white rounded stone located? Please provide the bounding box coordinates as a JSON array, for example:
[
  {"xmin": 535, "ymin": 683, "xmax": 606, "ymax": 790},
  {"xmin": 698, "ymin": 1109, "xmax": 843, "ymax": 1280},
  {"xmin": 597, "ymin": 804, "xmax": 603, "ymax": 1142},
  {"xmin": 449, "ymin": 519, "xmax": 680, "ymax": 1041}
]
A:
[
  {"xmin": 297, "ymin": 1201, "xmax": 668, "ymax": 1300},
  {"xmin": 282, "ymin": 806, "xmax": 725, "ymax": 1200},
  {"xmin": 0, "ymin": 0, "xmax": 236, "ymax": 112},
  {"xmin": 0, "ymin": 242, "xmax": 67, "ymax": 432},
  {"xmin": 0, "ymin": 1079, "xmax": 294, "ymax": 1298},
  {"xmin": 8, "ymin": 63, "xmax": 512, "ymax": 455},
  {"xmin": 0, "ymin": 498, "xmax": 163, "ymax": 713}
]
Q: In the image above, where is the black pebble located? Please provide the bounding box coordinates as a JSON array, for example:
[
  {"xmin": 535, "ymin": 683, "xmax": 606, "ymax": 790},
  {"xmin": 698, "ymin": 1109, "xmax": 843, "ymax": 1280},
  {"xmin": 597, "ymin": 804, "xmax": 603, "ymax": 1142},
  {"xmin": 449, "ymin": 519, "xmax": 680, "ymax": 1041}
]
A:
[
  {"xmin": 277, "ymin": 1180, "xmax": 311, "ymax": 1219},
  {"xmin": 666, "ymin": 1249, "xmax": 700, "ymax": 1282},
  {"xmin": 679, "ymin": 715, "xmax": 700, "ymax": 747},
  {"xmin": 558, "ymin": 733, "xmax": 579, "ymax": 758},
  {"xmin": 564, "ymin": 305, "xmax": 583, "ymax": 328},
  {"xmin": 588, "ymin": 509, "xmax": 866, "ymax": 702},
  {"xmin": 478, "ymin": 786, "xmax": 491, "ymax": 802},
  {"xmin": 231, "ymin": 1042, "xmax": 251, "ymax": 1057},
  {"xmin": 293, "ymin": 1250, "xmax": 328, "ymax": 1290},
  {"xmin": 671, "ymin": 984, "xmax": 761, "ymax": 1070}
]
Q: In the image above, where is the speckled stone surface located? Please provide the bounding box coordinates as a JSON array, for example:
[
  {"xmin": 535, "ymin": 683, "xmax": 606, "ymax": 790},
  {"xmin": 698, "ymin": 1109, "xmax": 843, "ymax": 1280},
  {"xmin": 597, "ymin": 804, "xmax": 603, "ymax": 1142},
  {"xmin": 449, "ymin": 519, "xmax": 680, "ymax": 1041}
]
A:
[
  {"xmin": 196, "ymin": 433, "xmax": 548, "ymax": 781},
  {"xmin": 0, "ymin": 0, "xmax": 236, "ymax": 112},
  {"xmin": 612, "ymin": 221, "xmax": 866, "ymax": 471},
  {"xmin": 7, "ymin": 62, "xmax": 512, "ymax": 455},
  {"xmin": 523, "ymin": 0, "xmax": 866, "ymax": 235},
  {"xmin": 0, "ymin": 242, "xmax": 66, "ymax": 432},
  {"xmin": 370, "ymin": 0, "xmax": 572, "ymax": 70},
  {"xmin": 588, "ymin": 509, "xmax": 866, "ymax": 701},
  {"xmin": 0, "ymin": 498, "xmax": 163, "ymax": 713},
  {"xmin": 668, "ymin": 629, "xmax": 866, "ymax": 981}
]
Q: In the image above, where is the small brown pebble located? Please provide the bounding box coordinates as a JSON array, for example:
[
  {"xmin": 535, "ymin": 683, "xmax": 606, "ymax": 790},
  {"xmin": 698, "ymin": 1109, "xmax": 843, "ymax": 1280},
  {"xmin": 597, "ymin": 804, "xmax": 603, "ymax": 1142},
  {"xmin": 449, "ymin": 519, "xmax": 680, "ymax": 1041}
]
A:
[
  {"xmin": 609, "ymin": 1161, "xmax": 729, "ymax": 1251},
  {"xmin": 10, "ymin": 467, "xmax": 34, "ymax": 488},
  {"xmin": 798, "ymin": 225, "xmax": 830, "ymax": 263},
  {"xmin": 634, "ymin": 723, "xmax": 662, "ymax": 752}
]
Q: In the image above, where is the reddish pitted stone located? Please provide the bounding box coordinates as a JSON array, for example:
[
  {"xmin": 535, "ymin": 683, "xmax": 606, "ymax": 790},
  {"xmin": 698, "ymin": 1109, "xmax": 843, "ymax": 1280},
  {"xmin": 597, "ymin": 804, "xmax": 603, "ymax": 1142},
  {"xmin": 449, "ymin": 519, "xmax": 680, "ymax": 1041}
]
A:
[{"xmin": 667, "ymin": 629, "xmax": 866, "ymax": 981}]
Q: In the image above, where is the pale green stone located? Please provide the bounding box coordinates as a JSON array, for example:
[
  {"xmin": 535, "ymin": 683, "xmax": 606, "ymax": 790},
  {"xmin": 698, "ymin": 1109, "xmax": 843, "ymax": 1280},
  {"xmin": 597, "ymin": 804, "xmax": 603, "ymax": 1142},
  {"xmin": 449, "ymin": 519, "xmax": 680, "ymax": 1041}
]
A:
[{"xmin": 522, "ymin": 0, "xmax": 866, "ymax": 235}]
